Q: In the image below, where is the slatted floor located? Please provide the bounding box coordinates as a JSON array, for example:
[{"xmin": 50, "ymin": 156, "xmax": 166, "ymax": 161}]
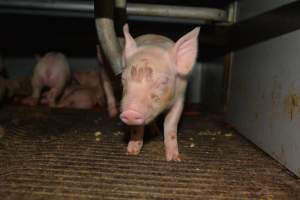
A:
[{"xmin": 0, "ymin": 106, "xmax": 299, "ymax": 199}]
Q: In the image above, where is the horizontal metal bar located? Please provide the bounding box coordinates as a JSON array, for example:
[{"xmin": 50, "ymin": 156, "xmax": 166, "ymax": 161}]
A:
[
  {"xmin": 0, "ymin": 8, "xmax": 210, "ymax": 24},
  {"xmin": 0, "ymin": 0, "xmax": 92, "ymax": 12},
  {"xmin": 0, "ymin": 8, "xmax": 92, "ymax": 18},
  {"xmin": 127, "ymin": 3, "xmax": 227, "ymax": 22},
  {"xmin": 0, "ymin": 0, "xmax": 227, "ymax": 22},
  {"xmin": 128, "ymin": 15, "xmax": 208, "ymax": 25}
]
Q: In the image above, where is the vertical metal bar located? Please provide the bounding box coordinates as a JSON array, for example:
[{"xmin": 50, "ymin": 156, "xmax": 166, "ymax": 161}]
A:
[
  {"xmin": 94, "ymin": 0, "xmax": 123, "ymax": 75},
  {"xmin": 222, "ymin": 1, "xmax": 239, "ymax": 112},
  {"xmin": 115, "ymin": 0, "xmax": 127, "ymax": 62},
  {"xmin": 115, "ymin": 0, "xmax": 127, "ymax": 35}
]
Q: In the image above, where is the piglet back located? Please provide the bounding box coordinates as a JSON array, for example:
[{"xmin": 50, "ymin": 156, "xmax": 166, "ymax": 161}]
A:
[{"xmin": 135, "ymin": 34, "xmax": 174, "ymax": 50}]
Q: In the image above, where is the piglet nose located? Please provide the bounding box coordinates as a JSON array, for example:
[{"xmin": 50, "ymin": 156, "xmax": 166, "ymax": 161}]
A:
[{"xmin": 120, "ymin": 110, "xmax": 144, "ymax": 125}]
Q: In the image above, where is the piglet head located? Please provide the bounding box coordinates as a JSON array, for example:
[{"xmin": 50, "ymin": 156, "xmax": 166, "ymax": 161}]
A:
[{"xmin": 120, "ymin": 24, "xmax": 200, "ymax": 125}]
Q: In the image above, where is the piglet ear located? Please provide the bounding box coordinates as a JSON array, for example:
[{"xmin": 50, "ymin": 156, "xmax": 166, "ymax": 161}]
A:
[
  {"xmin": 123, "ymin": 24, "xmax": 137, "ymax": 61},
  {"xmin": 171, "ymin": 27, "xmax": 200, "ymax": 76}
]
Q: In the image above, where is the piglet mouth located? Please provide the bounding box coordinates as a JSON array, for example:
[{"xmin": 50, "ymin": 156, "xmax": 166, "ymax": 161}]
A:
[{"xmin": 120, "ymin": 110, "xmax": 145, "ymax": 125}]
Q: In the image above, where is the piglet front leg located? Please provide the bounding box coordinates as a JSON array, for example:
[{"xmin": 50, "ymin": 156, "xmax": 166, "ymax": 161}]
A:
[
  {"xmin": 127, "ymin": 125, "xmax": 144, "ymax": 155},
  {"xmin": 164, "ymin": 98, "xmax": 184, "ymax": 161}
]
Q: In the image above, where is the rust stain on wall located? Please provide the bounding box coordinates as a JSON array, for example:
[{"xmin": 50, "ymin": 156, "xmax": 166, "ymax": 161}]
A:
[{"xmin": 285, "ymin": 93, "xmax": 300, "ymax": 121}]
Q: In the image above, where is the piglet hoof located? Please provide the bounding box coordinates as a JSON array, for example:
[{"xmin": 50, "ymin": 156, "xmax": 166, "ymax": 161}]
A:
[
  {"xmin": 165, "ymin": 148, "xmax": 181, "ymax": 162},
  {"xmin": 127, "ymin": 140, "xmax": 143, "ymax": 155}
]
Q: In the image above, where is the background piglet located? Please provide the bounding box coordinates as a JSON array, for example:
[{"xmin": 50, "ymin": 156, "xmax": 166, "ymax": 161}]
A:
[
  {"xmin": 120, "ymin": 24, "xmax": 200, "ymax": 161},
  {"xmin": 56, "ymin": 69, "xmax": 105, "ymax": 109},
  {"xmin": 57, "ymin": 46, "xmax": 118, "ymax": 117},
  {"xmin": 21, "ymin": 52, "xmax": 70, "ymax": 107},
  {"xmin": 56, "ymin": 85, "xmax": 105, "ymax": 110}
]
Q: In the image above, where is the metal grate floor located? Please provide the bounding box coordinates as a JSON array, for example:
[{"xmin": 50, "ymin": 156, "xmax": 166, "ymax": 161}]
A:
[{"xmin": 0, "ymin": 106, "xmax": 299, "ymax": 200}]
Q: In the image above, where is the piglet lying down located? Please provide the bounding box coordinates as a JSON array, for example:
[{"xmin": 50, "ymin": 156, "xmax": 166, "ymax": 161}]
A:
[
  {"xmin": 120, "ymin": 24, "xmax": 200, "ymax": 161},
  {"xmin": 55, "ymin": 45, "xmax": 118, "ymax": 117},
  {"xmin": 56, "ymin": 67, "xmax": 118, "ymax": 117}
]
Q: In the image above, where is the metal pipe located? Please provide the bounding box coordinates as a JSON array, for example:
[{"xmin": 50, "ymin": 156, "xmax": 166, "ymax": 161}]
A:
[
  {"xmin": 127, "ymin": 3, "xmax": 227, "ymax": 22},
  {"xmin": 0, "ymin": 8, "xmax": 93, "ymax": 18},
  {"xmin": 95, "ymin": 0, "xmax": 123, "ymax": 75},
  {"xmin": 0, "ymin": 0, "xmax": 227, "ymax": 22},
  {"xmin": 95, "ymin": 19, "xmax": 123, "ymax": 75},
  {"xmin": 222, "ymin": 2, "xmax": 239, "ymax": 111},
  {"xmin": 115, "ymin": 0, "xmax": 127, "ymax": 36},
  {"xmin": 0, "ymin": 1, "xmax": 92, "ymax": 11},
  {"xmin": 115, "ymin": 0, "xmax": 126, "ymax": 10}
]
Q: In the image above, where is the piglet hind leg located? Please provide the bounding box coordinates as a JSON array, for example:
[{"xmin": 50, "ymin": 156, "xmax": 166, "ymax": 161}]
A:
[
  {"xmin": 163, "ymin": 98, "xmax": 184, "ymax": 161},
  {"xmin": 127, "ymin": 125, "xmax": 144, "ymax": 155}
]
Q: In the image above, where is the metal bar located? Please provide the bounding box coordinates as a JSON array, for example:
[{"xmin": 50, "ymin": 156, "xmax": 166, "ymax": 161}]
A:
[
  {"xmin": 95, "ymin": 18, "xmax": 123, "ymax": 75},
  {"xmin": 0, "ymin": 7, "xmax": 208, "ymax": 24},
  {"xmin": 128, "ymin": 15, "xmax": 207, "ymax": 25},
  {"xmin": 115, "ymin": 0, "xmax": 127, "ymax": 36},
  {"xmin": 0, "ymin": 0, "xmax": 227, "ymax": 22},
  {"xmin": 94, "ymin": 0, "xmax": 123, "ymax": 75},
  {"xmin": 0, "ymin": 8, "xmax": 93, "ymax": 18},
  {"xmin": 0, "ymin": 0, "xmax": 92, "ymax": 11},
  {"xmin": 127, "ymin": 3, "xmax": 227, "ymax": 22},
  {"xmin": 223, "ymin": 1, "xmax": 239, "ymax": 112}
]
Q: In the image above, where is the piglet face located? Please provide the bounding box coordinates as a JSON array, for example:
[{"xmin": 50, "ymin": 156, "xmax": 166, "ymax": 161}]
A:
[
  {"xmin": 120, "ymin": 48, "xmax": 175, "ymax": 125},
  {"xmin": 120, "ymin": 24, "xmax": 200, "ymax": 126}
]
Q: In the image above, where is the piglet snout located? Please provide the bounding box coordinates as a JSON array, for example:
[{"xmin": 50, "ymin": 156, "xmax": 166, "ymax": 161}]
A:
[{"xmin": 120, "ymin": 110, "xmax": 144, "ymax": 125}]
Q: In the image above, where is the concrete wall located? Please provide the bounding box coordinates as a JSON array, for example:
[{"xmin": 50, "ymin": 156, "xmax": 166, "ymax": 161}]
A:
[{"xmin": 228, "ymin": 26, "xmax": 300, "ymax": 177}]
